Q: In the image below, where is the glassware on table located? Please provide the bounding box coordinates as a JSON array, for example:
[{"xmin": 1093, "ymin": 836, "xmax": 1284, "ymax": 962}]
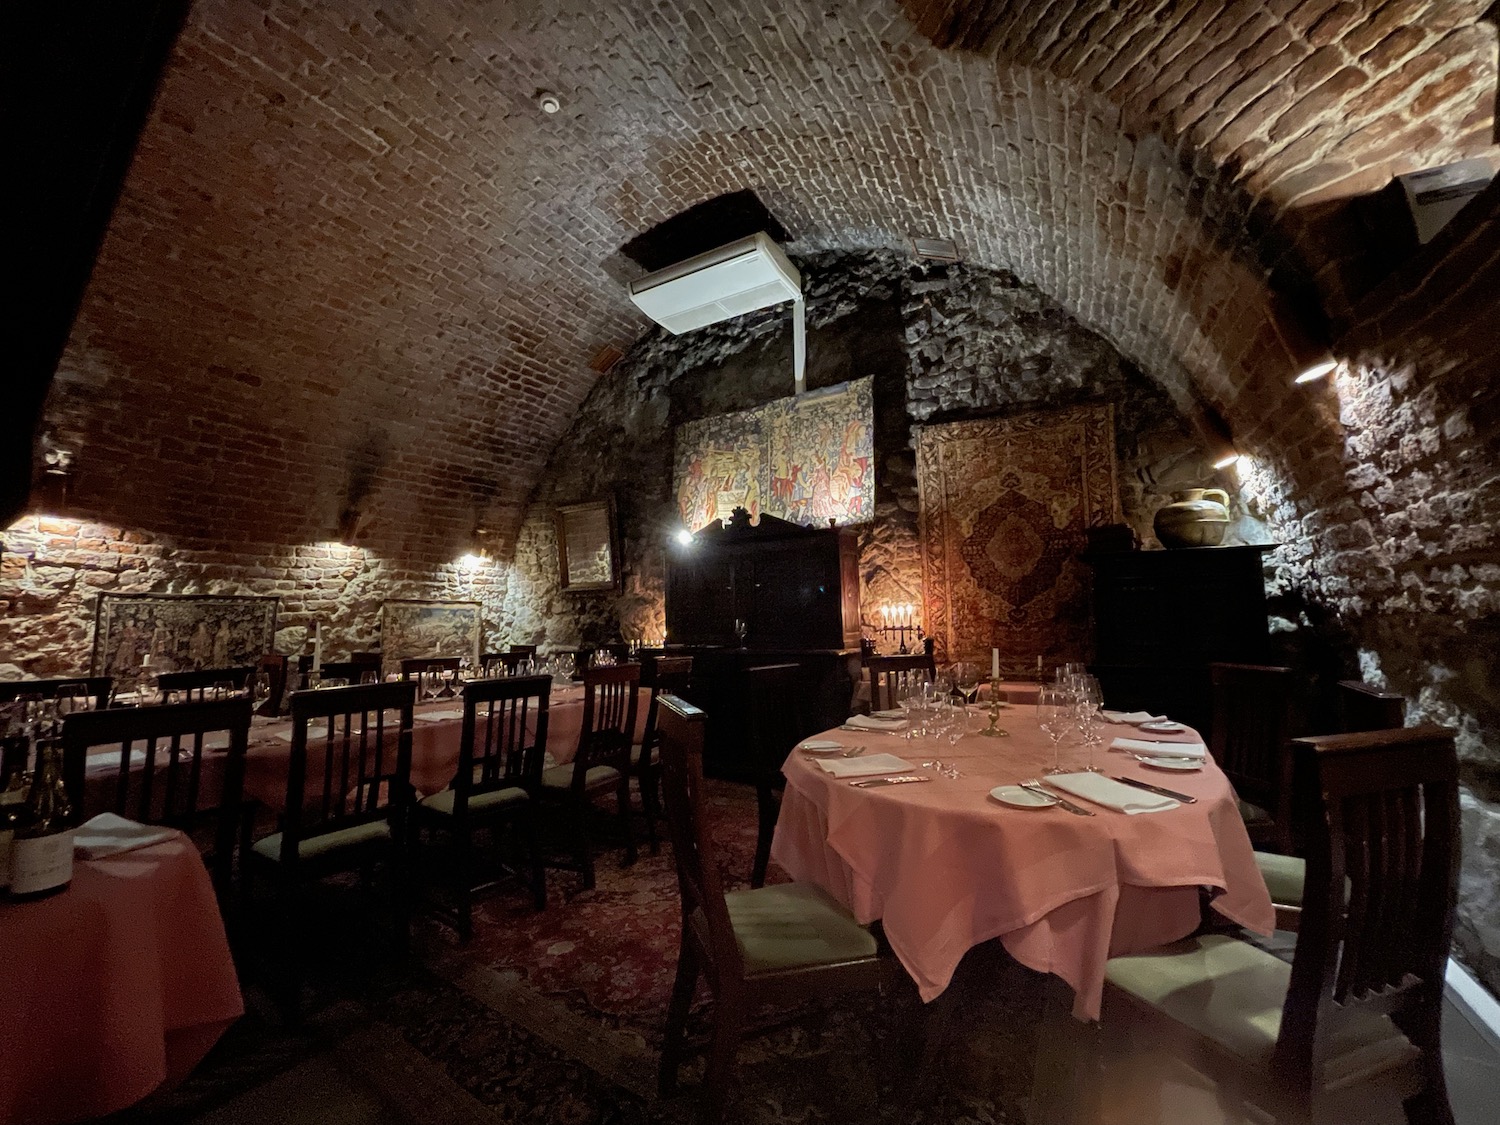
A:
[
  {"xmin": 53, "ymin": 683, "xmax": 93, "ymax": 718},
  {"xmin": 320, "ymin": 677, "xmax": 349, "ymax": 690},
  {"xmin": 1036, "ymin": 685, "xmax": 1072, "ymax": 774},
  {"xmin": 1055, "ymin": 662, "xmax": 1087, "ymax": 685},
  {"xmin": 212, "ymin": 680, "xmax": 236, "ymax": 701},
  {"xmin": 1071, "ymin": 674, "xmax": 1105, "ymax": 772},
  {"xmin": 951, "ymin": 662, "xmax": 980, "ymax": 706},
  {"xmin": 251, "ymin": 672, "xmax": 273, "ymax": 709},
  {"xmin": 359, "ymin": 670, "xmax": 379, "ymax": 686}
]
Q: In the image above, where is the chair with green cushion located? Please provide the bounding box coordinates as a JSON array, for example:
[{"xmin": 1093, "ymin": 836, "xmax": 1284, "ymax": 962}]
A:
[
  {"xmin": 632, "ymin": 655, "xmax": 692, "ymax": 856},
  {"xmin": 1092, "ymin": 725, "xmax": 1459, "ymax": 1125},
  {"xmin": 247, "ymin": 680, "xmax": 416, "ymax": 1015},
  {"xmin": 414, "ymin": 674, "xmax": 550, "ymax": 937},
  {"xmin": 1254, "ymin": 683, "xmax": 1409, "ymax": 932},
  {"xmin": 538, "ymin": 662, "xmax": 639, "ymax": 890},
  {"xmin": 656, "ymin": 695, "xmax": 887, "ymax": 1125},
  {"xmin": 1209, "ymin": 663, "xmax": 1301, "ymax": 855}
]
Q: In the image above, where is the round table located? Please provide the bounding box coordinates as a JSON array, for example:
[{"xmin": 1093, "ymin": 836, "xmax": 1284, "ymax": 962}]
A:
[
  {"xmin": 771, "ymin": 705, "xmax": 1274, "ymax": 1019},
  {"xmin": 0, "ymin": 833, "xmax": 243, "ymax": 1124}
]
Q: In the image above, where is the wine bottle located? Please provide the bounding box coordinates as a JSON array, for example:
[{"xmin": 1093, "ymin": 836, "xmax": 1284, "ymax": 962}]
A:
[
  {"xmin": 9, "ymin": 740, "xmax": 74, "ymax": 900},
  {"xmin": 0, "ymin": 763, "xmax": 28, "ymax": 894}
]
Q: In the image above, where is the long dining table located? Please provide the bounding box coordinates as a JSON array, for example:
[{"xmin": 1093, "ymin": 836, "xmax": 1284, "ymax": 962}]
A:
[{"xmin": 770, "ymin": 704, "xmax": 1275, "ymax": 1020}]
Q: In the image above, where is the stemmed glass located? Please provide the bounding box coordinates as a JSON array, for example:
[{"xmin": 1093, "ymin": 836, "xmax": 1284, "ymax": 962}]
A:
[
  {"xmin": 1036, "ymin": 685, "xmax": 1072, "ymax": 775},
  {"xmin": 951, "ymin": 662, "xmax": 980, "ymax": 706},
  {"xmin": 251, "ymin": 672, "xmax": 273, "ymax": 711},
  {"xmin": 1070, "ymin": 674, "xmax": 1105, "ymax": 772}
]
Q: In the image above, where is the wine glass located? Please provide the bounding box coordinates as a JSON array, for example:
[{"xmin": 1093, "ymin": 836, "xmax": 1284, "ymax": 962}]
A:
[
  {"xmin": 951, "ymin": 662, "xmax": 980, "ymax": 706},
  {"xmin": 251, "ymin": 672, "xmax": 272, "ymax": 710},
  {"xmin": 213, "ymin": 679, "xmax": 236, "ymax": 701},
  {"xmin": 1071, "ymin": 674, "xmax": 1105, "ymax": 772},
  {"xmin": 359, "ymin": 670, "xmax": 379, "ymax": 686},
  {"xmin": 1036, "ymin": 685, "xmax": 1072, "ymax": 775}
]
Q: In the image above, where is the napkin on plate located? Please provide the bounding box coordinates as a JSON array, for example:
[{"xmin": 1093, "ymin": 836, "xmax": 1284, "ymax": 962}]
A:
[
  {"xmin": 1045, "ymin": 772, "xmax": 1179, "ymax": 814},
  {"xmin": 1101, "ymin": 710, "xmax": 1166, "ymax": 724},
  {"xmin": 843, "ymin": 714, "xmax": 907, "ymax": 731},
  {"xmin": 416, "ymin": 709, "xmax": 465, "ymax": 723},
  {"xmin": 817, "ymin": 753, "xmax": 914, "ymax": 778},
  {"xmin": 1110, "ymin": 737, "xmax": 1207, "ymax": 759},
  {"xmin": 73, "ymin": 812, "xmax": 176, "ymax": 859}
]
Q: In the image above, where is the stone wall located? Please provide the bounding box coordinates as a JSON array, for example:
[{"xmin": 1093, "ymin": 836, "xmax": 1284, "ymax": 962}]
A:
[
  {"xmin": 0, "ymin": 516, "xmax": 508, "ymax": 680},
  {"xmin": 498, "ymin": 249, "xmax": 1260, "ymax": 647}
]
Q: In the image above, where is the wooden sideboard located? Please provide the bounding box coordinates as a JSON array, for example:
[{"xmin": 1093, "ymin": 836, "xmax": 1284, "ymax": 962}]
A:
[{"xmin": 1086, "ymin": 544, "xmax": 1276, "ymax": 736}]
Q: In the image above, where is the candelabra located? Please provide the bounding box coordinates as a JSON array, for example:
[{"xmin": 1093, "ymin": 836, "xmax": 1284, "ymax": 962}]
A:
[{"xmin": 867, "ymin": 603, "xmax": 924, "ymax": 654}]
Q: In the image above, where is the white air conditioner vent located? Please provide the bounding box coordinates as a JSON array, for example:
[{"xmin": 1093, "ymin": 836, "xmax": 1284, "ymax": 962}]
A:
[{"xmin": 1397, "ymin": 158, "xmax": 1494, "ymax": 244}]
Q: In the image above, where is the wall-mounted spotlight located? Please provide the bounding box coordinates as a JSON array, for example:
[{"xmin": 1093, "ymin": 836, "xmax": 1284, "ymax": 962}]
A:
[
  {"xmin": 1294, "ymin": 357, "xmax": 1339, "ymax": 384},
  {"xmin": 674, "ymin": 528, "xmax": 694, "ymax": 547},
  {"xmin": 1211, "ymin": 450, "xmax": 1241, "ymax": 471}
]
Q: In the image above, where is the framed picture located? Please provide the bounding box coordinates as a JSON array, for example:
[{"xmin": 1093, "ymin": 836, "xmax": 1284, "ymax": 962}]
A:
[
  {"xmin": 555, "ymin": 498, "xmax": 620, "ymax": 592},
  {"xmin": 379, "ymin": 600, "xmax": 483, "ymax": 668},
  {"xmin": 91, "ymin": 593, "xmax": 279, "ymax": 683}
]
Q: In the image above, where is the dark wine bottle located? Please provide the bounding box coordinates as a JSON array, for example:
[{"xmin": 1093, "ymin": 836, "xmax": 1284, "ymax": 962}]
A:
[{"xmin": 9, "ymin": 740, "xmax": 73, "ymax": 900}]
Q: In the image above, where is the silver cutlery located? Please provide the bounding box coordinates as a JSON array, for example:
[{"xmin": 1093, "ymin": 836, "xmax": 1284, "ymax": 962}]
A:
[
  {"xmin": 1109, "ymin": 775, "xmax": 1196, "ymax": 803},
  {"xmin": 850, "ymin": 775, "xmax": 932, "ymax": 787},
  {"xmin": 1020, "ymin": 779, "xmax": 1095, "ymax": 816},
  {"xmin": 841, "ymin": 745, "xmax": 866, "ymax": 757}
]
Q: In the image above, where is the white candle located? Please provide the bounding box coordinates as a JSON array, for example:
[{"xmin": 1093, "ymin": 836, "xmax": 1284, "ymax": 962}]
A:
[
  {"xmin": 992, "ymin": 647, "xmax": 1000, "ymax": 682},
  {"xmin": 312, "ymin": 621, "xmax": 323, "ymax": 675}
]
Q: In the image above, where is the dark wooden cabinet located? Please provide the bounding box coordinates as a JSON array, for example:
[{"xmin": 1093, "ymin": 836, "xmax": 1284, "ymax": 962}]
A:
[
  {"xmin": 664, "ymin": 509, "xmax": 862, "ymax": 777},
  {"xmin": 1087, "ymin": 545, "xmax": 1275, "ymax": 736}
]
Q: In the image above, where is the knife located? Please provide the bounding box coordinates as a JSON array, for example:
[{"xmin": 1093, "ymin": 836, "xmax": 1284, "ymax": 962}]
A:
[
  {"xmin": 1109, "ymin": 775, "xmax": 1197, "ymax": 804},
  {"xmin": 849, "ymin": 775, "xmax": 932, "ymax": 787},
  {"xmin": 1020, "ymin": 782, "xmax": 1095, "ymax": 816}
]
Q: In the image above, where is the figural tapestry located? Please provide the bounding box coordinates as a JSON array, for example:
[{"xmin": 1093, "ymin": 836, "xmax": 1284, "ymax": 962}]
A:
[
  {"xmin": 915, "ymin": 404, "xmax": 1119, "ymax": 674},
  {"xmin": 673, "ymin": 377, "xmax": 874, "ymax": 531}
]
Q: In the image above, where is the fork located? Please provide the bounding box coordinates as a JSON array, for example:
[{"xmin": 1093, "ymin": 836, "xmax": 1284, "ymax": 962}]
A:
[
  {"xmin": 1021, "ymin": 779, "xmax": 1094, "ymax": 816},
  {"xmin": 841, "ymin": 745, "xmax": 866, "ymax": 757}
]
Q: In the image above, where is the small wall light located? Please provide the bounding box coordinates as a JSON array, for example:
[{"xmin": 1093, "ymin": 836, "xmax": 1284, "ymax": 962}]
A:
[
  {"xmin": 1294, "ymin": 357, "xmax": 1339, "ymax": 384},
  {"xmin": 674, "ymin": 528, "xmax": 694, "ymax": 547},
  {"xmin": 1211, "ymin": 451, "xmax": 1240, "ymax": 470}
]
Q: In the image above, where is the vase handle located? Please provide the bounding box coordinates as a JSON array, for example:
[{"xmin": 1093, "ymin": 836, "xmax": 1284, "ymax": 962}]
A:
[{"xmin": 1203, "ymin": 488, "xmax": 1230, "ymax": 508}]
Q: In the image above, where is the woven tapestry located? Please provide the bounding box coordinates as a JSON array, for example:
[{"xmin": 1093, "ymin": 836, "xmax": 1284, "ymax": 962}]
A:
[
  {"xmin": 673, "ymin": 377, "xmax": 874, "ymax": 531},
  {"xmin": 915, "ymin": 404, "xmax": 1119, "ymax": 673}
]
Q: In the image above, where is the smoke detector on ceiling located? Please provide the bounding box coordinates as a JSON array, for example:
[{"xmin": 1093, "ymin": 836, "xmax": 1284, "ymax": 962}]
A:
[{"xmin": 536, "ymin": 91, "xmax": 562, "ymax": 114}]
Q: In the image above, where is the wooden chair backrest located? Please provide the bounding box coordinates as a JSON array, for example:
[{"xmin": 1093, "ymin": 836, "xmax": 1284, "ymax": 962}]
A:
[
  {"xmin": 480, "ymin": 651, "xmax": 526, "ymax": 676},
  {"xmin": 570, "ymin": 663, "xmax": 640, "ymax": 787},
  {"xmin": 61, "ymin": 697, "xmax": 251, "ymax": 891},
  {"xmin": 747, "ymin": 663, "xmax": 804, "ymax": 783},
  {"xmin": 1208, "ymin": 663, "xmax": 1299, "ymax": 819},
  {"xmin": 450, "ymin": 675, "xmax": 550, "ymax": 816},
  {"xmin": 400, "ymin": 656, "xmax": 461, "ymax": 678},
  {"xmin": 1336, "ymin": 679, "xmax": 1405, "ymax": 734},
  {"xmin": 279, "ymin": 680, "xmax": 415, "ymax": 862},
  {"xmin": 0, "ymin": 676, "xmax": 113, "ymax": 711},
  {"xmin": 639, "ymin": 656, "xmax": 693, "ymax": 764},
  {"xmin": 657, "ymin": 695, "xmax": 742, "ymax": 979},
  {"xmin": 318, "ymin": 657, "xmax": 381, "ymax": 683},
  {"xmin": 508, "ymin": 644, "xmax": 538, "ymax": 656},
  {"xmin": 1276, "ymin": 726, "xmax": 1459, "ymax": 1082},
  {"xmin": 156, "ymin": 666, "xmax": 254, "ymax": 701},
  {"xmin": 864, "ymin": 652, "xmax": 934, "ymax": 712}
]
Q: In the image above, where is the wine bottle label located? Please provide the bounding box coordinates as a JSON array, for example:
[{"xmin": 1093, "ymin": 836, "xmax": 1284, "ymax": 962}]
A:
[{"xmin": 10, "ymin": 830, "xmax": 74, "ymax": 896}]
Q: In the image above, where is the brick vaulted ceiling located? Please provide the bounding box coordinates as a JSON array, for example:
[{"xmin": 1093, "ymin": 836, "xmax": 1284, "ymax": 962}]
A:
[{"xmin": 45, "ymin": 0, "xmax": 1498, "ymax": 558}]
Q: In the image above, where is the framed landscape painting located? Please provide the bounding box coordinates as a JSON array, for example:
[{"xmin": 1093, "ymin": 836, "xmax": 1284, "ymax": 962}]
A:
[
  {"xmin": 379, "ymin": 600, "xmax": 483, "ymax": 668},
  {"xmin": 91, "ymin": 593, "xmax": 279, "ymax": 684}
]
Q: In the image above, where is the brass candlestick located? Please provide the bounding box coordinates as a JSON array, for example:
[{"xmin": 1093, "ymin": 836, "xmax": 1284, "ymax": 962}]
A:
[{"xmin": 978, "ymin": 685, "xmax": 1010, "ymax": 738}]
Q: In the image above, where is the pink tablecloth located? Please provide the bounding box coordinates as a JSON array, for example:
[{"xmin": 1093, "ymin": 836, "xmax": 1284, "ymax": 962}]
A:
[
  {"xmin": 771, "ymin": 707, "xmax": 1274, "ymax": 1021},
  {"xmin": 0, "ymin": 834, "xmax": 243, "ymax": 1125}
]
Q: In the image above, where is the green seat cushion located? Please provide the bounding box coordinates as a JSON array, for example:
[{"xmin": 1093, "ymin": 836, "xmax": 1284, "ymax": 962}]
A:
[
  {"xmin": 724, "ymin": 882, "xmax": 878, "ymax": 975},
  {"xmin": 1236, "ymin": 798, "xmax": 1272, "ymax": 825},
  {"xmin": 541, "ymin": 763, "xmax": 621, "ymax": 790},
  {"xmin": 1106, "ymin": 934, "xmax": 1417, "ymax": 1087},
  {"xmin": 1254, "ymin": 851, "xmax": 1306, "ymax": 907},
  {"xmin": 252, "ymin": 819, "xmax": 390, "ymax": 863},
  {"xmin": 420, "ymin": 784, "xmax": 528, "ymax": 817}
]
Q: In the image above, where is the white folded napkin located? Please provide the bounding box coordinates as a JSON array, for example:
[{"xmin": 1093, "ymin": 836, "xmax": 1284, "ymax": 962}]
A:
[
  {"xmin": 1101, "ymin": 710, "xmax": 1166, "ymax": 724},
  {"xmin": 203, "ymin": 731, "xmax": 231, "ymax": 751},
  {"xmin": 1110, "ymin": 737, "xmax": 1207, "ymax": 759},
  {"xmin": 415, "ymin": 709, "xmax": 465, "ymax": 722},
  {"xmin": 73, "ymin": 812, "xmax": 176, "ymax": 859},
  {"xmin": 843, "ymin": 714, "xmax": 907, "ymax": 731},
  {"xmin": 817, "ymin": 753, "xmax": 914, "ymax": 778},
  {"xmin": 1045, "ymin": 772, "xmax": 1179, "ymax": 814},
  {"xmin": 85, "ymin": 748, "xmax": 146, "ymax": 773}
]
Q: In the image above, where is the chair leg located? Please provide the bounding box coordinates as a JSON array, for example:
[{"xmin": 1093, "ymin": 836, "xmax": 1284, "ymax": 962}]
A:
[
  {"xmin": 617, "ymin": 778, "xmax": 637, "ymax": 867},
  {"xmin": 276, "ymin": 875, "xmax": 304, "ymax": 1024},
  {"xmin": 520, "ymin": 804, "xmax": 546, "ymax": 912},
  {"xmin": 640, "ymin": 767, "xmax": 661, "ymax": 856},
  {"xmin": 454, "ymin": 828, "xmax": 474, "ymax": 943},
  {"xmin": 1397, "ymin": 1002, "xmax": 1456, "ymax": 1125},
  {"xmin": 659, "ymin": 939, "xmax": 699, "ymax": 1097},
  {"xmin": 574, "ymin": 800, "xmax": 596, "ymax": 892},
  {"xmin": 699, "ymin": 991, "xmax": 743, "ymax": 1125},
  {"xmin": 751, "ymin": 784, "xmax": 777, "ymax": 889}
]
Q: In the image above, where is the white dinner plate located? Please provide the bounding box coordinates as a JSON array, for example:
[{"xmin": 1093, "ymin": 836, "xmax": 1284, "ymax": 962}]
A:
[
  {"xmin": 799, "ymin": 740, "xmax": 845, "ymax": 754},
  {"xmin": 1138, "ymin": 719, "xmax": 1187, "ymax": 734},
  {"xmin": 1134, "ymin": 754, "xmax": 1204, "ymax": 772},
  {"xmin": 990, "ymin": 784, "xmax": 1058, "ymax": 808}
]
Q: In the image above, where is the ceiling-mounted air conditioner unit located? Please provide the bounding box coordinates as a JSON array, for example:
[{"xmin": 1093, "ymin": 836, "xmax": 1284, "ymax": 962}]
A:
[
  {"xmin": 1395, "ymin": 158, "xmax": 1495, "ymax": 244},
  {"xmin": 628, "ymin": 232, "xmax": 807, "ymax": 392}
]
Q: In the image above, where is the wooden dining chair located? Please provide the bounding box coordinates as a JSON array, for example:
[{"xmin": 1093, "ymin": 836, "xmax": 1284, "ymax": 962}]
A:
[
  {"xmin": 480, "ymin": 651, "xmax": 526, "ymax": 676},
  {"xmin": 414, "ymin": 675, "xmax": 550, "ymax": 937},
  {"xmin": 746, "ymin": 662, "xmax": 804, "ymax": 889},
  {"xmin": 1257, "ymin": 680, "xmax": 1412, "ymax": 932},
  {"xmin": 632, "ymin": 655, "xmax": 692, "ymax": 855},
  {"xmin": 245, "ymin": 680, "xmax": 416, "ymax": 1013},
  {"xmin": 656, "ymin": 695, "xmax": 887, "ymax": 1124},
  {"xmin": 155, "ymin": 666, "xmax": 255, "ymax": 702},
  {"xmin": 1090, "ymin": 725, "xmax": 1459, "ymax": 1125},
  {"xmin": 318, "ymin": 656, "xmax": 382, "ymax": 684},
  {"xmin": 864, "ymin": 652, "xmax": 934, "ymax": 712},
  {"xmin": 0, "ymin": 676, "xmax": 114, "ymax": 711},
  {"xmin": 399, "ymin": 656, "xmax": 461, "ymax": 679},
  {"xmin": 508, "ymin": 644, "xmax": 538, "ymax": 657},
  {"xmin": 1208, "ymin": 662, "xmax": 1302, "ymax": 855},
  {"xmin": 538, "ymin": 663, "xmax": 640, "ymax": 890},
  {"xmin": 61, "ymin": 697, "xmax": 251, "ymax": 898}
]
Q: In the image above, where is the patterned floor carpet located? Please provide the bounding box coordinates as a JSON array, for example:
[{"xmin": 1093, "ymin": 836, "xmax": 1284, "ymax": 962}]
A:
[{"xmin": 101, "ymin": 780, "xmax": 1048, "ymax": 1125}]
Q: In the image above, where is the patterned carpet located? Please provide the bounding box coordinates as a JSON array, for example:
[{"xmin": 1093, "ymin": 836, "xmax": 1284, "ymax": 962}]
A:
[{"xmin": 102, "ymin": 780, "xmax": 1047, "ymax": 1125}]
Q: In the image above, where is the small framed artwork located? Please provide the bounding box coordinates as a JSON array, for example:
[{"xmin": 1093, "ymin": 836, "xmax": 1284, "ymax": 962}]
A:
[
  {"xmin": 555, "ymin": 499, "xmax": 620, "ymax": 592},
  {"xmin": 379, "ymin": 600, "xmax": 483, "ymax": 667}
]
